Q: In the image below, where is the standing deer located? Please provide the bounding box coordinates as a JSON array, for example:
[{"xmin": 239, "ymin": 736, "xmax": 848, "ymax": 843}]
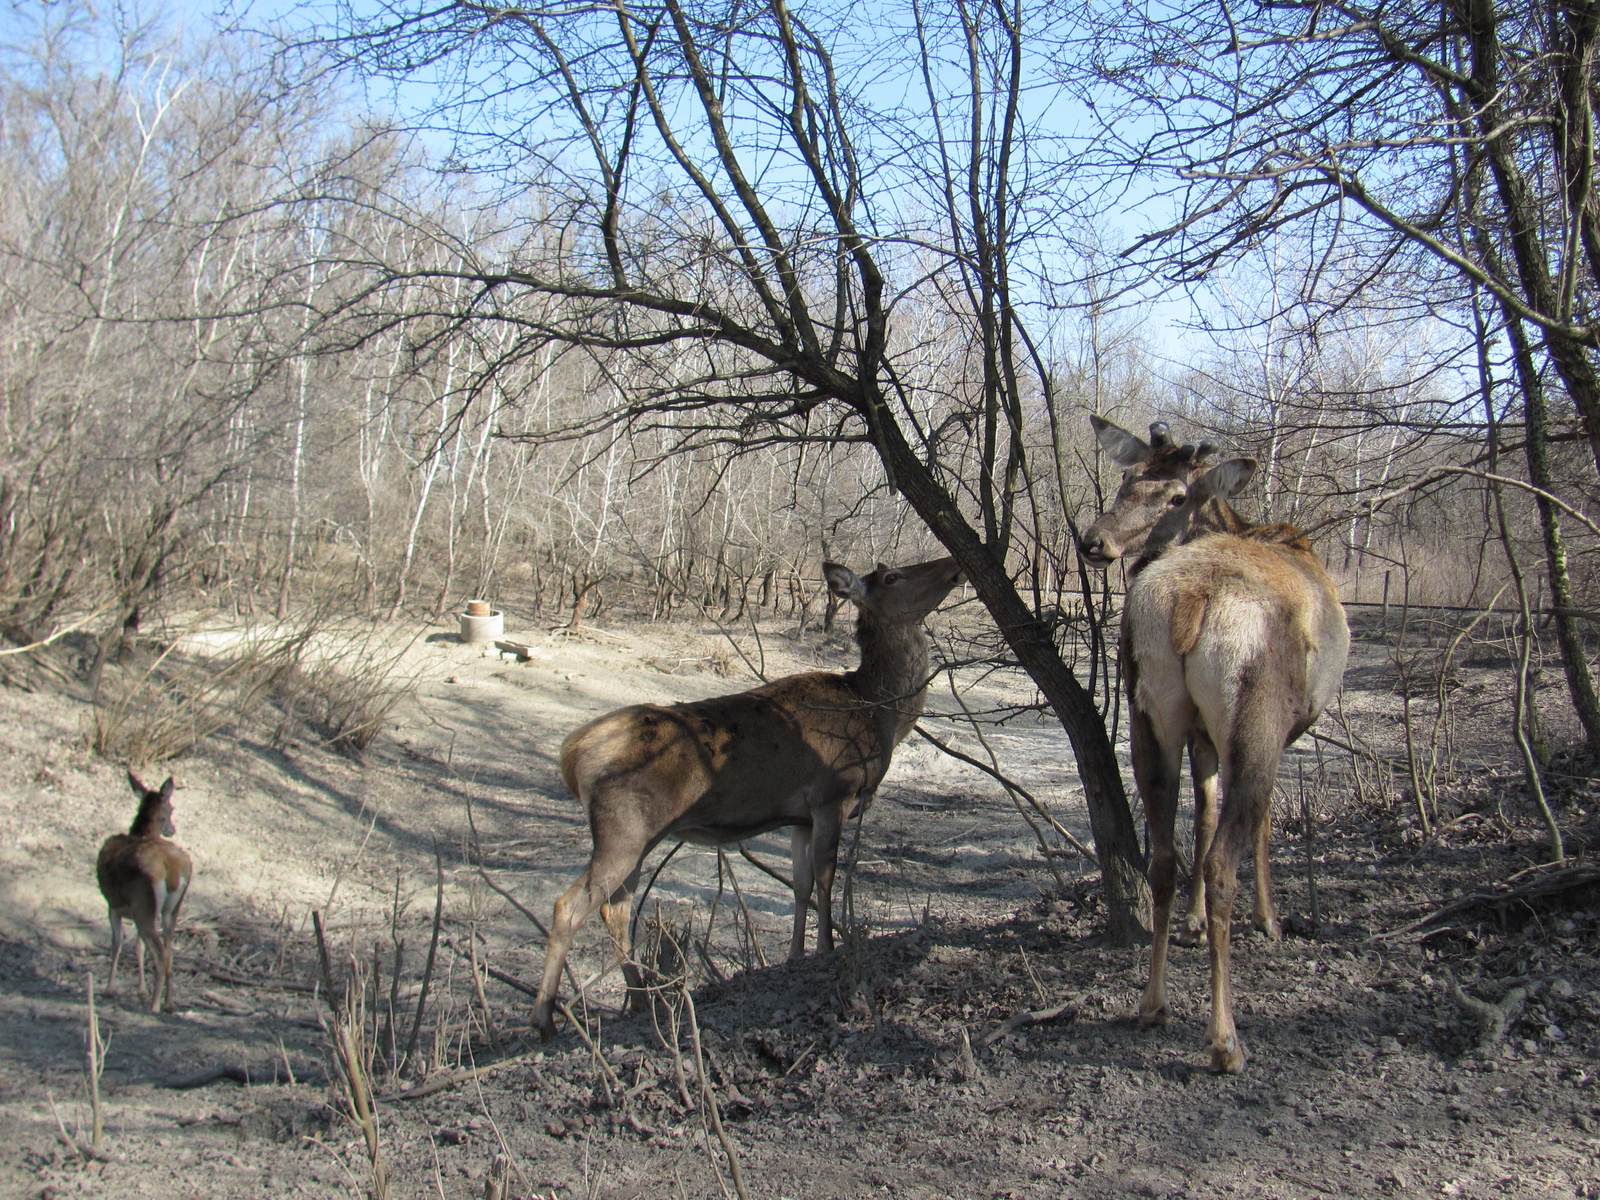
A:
[
  {"xmin": 531, "ymin": 557, "xmax": 964, "ymax": 1040},
  {"xmin": 97, "ymin": 772, "xmax": 193, "ymax": 1012},
  {"xmin": 1080, "ymin": 417, "xmax": 1348, "ymax": 1073}
]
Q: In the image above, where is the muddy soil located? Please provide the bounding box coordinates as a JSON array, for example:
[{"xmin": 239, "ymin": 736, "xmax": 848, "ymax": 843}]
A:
[{"xmin": 1, "ymin": 608, "xmax": 1597, "ymax": 1200}]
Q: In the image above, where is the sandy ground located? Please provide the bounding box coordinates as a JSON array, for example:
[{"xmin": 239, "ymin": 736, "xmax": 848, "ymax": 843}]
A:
[{"xmin": 0, "ymin": 607, "xmax": 1597, "ymax": 1199}]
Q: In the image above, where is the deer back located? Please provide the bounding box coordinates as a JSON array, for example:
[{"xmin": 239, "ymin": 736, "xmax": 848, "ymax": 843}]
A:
[
  {"xmin": 96, "ymin": 834, "xmax": 192, "ymax": 913},
  {"xmin": 1126, "ymin": 531, "xmax": 1349, "ymax": 743},
  {"xmin": 562, "ymin": 671, "xmax": 905, "ymax": 845}
]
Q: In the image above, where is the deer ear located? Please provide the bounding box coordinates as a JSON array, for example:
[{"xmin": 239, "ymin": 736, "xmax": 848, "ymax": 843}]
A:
[
  {"xmin": 1090, "ymin": 414, "xmax": 1149, "ymax": 467},
  {"xmin": 822, "ymin": 562, "xmax": 867, "ymax": 603},
  {"xmin": 1195, "ymin": 458, "xmax": 1257, "ymax": 500},
  {"xmin": 127, "ymin": 770, "xmax": 145, "ymax": 796},
  {"xmin": 159, "ymin": 777, "xmax": 175, "ymax": 802}
]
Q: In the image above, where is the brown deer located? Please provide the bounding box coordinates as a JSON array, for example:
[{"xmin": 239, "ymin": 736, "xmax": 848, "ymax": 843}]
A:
[
  {"xmin": 97, "ymin": 772, "xmax": 193, "ymax": 1012},
  {"xmin": 1080, "ymin": 417, "xmax": 1348, "ymax": 1073},
  {"xmin": 531, "ymin": 557, "xmax": 964, "ymax": 1040}
]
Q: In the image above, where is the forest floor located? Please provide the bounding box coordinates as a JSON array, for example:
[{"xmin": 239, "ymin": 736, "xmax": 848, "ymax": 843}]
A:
[{"xmin": 0, "ymin": 603, "xmax": 1597, "ymax": 1200}]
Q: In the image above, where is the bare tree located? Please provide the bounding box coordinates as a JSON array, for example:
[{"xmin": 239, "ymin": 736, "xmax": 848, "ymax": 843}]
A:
[{"xmin": 322, "ymin": 0, "xmax": 1153, "ymax": 938}]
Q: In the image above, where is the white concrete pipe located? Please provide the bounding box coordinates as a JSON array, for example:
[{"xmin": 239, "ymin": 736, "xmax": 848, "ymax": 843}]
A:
[{"xmin": 459, "ymin": 600, "xmax": 504, "ymax": 644}]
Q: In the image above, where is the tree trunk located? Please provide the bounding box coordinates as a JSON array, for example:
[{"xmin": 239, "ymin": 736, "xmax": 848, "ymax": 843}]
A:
[
  {"xmin": 873, "ymin": 404, "xmax": 1151, "ymax": 943},
  {"xmin": 1507, "ymin": 312, "xmax": 1600, "ymax": 757}
]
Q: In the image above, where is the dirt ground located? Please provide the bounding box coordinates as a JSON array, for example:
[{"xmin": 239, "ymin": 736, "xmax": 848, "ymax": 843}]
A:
[{"xmin": 0, "ymin": 604, "xmax": 1597, "ymax": 1200}]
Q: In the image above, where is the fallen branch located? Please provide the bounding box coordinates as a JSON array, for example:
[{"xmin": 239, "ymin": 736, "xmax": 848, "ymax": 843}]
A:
[
  {"xmin": 1448, "ymin": 972, "xmax": 1528, "ymax": 1053},
  {"xmin": 556, "ymin": 1000, "xmax": 625, "ymax": 1097},
  {"xmin": 163, "ymin": 1061, "xmax": 327, "ymax": 1089},
  {"xmin": 982, "ymin": 1001, "xmax": 1076, "ymax": 1047},
  {"xmin": 475, "ymin": 865, "xmax": 583, "ymax": 1000},
  {"xmin": 377, "ymin": 1049, "xmax": 544, "ymax": 1103},
  {"xmin": 1374, "ymin": 861, "xmax": 1600, "ymax": 940},
  {"xmin": 176, "ymin": 957, "xmax": 318, "ymax": 994},
  {"xmin": 0, "ymin": 606, "xmax": 112, "ymax": 657}
]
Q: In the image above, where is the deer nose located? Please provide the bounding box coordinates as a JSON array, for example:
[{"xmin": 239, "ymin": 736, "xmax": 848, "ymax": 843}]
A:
[{"xmin": 1079, "ymin": 533, "xmax": 1115, "ymax": 564}]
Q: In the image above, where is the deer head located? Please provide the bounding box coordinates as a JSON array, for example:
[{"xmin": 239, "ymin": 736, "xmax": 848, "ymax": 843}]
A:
[
  {"xmin": 1078, "ymin": 416, "xmax": 1255, "ymax": 567},
  {"xmin": 822, "ymin": 558, "xmax": 964, "ymax": 624},
  {"xmin": 127, "ymin": 771, "xmax": 178, "ymax": 838}
]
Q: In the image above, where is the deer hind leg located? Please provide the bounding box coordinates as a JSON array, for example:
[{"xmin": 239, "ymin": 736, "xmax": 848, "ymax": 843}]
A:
[
  {"xmin": 131, "ymin": 911, "xmax": 164, "ymax": 1014},
  {"xmin": 532, "ymin": 843, "xmax": 639, "ymax": 1040},
  {"xmin": 1178, "ymin": 730, "xmax": 1219, "ymax": 947},
  {"xmin": 787, "ymin": 823, "xmax": 815, "ymax": 961},
  {"xmin": 1205, "ymin": 735, "xmax": 1285, "ymax": 1075},
  {"xmin": 157, "ymin": 878, "xmax": 184, "ymax": 1012},
  {"xmin": 1131, "ymin": 704, "xmax": 1187, "ymax": 1029},
  {"xmin": 598, "ymin": 864, "xmax": 645, "ymax": 1013}
]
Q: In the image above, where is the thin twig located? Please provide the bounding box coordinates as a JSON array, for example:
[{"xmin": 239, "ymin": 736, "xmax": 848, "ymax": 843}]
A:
[
  {"xmin": 915, "ymin": 725, "xmax": 1096, "ymax": 865},
  {"xmin": 467, "ymin": 926, "xmax": 502, "ymax": 1051},
  {"xmin": 683, "ymin": 983, "xmax": 749, "ymax": 1200},
  {"xmin": 402, "ymin": 843, "xmax": 445, "ymax": 1073},
  {"xmin": 736, "ymin": 843, "xmax": 818, "ymax": 912},
  {"xmin": 83, "ymin": 974, "xmax": 104, "ymax": 1152},
  {"xmin": 556, "ymin": 1000, "xmax": 624, "ymax": 1097}
]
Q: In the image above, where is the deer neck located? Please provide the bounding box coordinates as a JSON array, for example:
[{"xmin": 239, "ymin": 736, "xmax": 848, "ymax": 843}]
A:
[
  {"xmin": 129, "ymin": 803, "xmax": 166, "ymax": 839},
  {"xmin": 849, "ymin": 612, "xmax": 932, "ymax": 738},
  {"xmin": 1131, "ymin": 496, "xmax": 1248, "ymax": 575},
  {"xmin": 1190, "ymin": 496, "xmax": 1248, "ymax": 538}
]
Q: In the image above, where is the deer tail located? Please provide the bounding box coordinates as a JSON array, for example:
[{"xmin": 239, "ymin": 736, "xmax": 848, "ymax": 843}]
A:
[{"xmin": 1171, "ymin": 590, "xmax": 1207, "ymax": 657}]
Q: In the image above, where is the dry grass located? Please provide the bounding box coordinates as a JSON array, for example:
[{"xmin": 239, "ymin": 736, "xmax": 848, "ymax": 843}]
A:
[
  {"xmin": 89, "ymin": 622, "xmax": 311, "ymax": 763},
  {"xmin": 88, "ymin": 616, "xmax": 420, "ymax": 764}
]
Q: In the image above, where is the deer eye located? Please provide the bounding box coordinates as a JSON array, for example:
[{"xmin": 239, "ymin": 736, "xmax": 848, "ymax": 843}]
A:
[
  {"xmin": 882, "ymin": 571, "xmax": 902, "ymax": 585},
  {"xmin": 1169, "ymin": 493, "xmax": 1187, "ymax": 507}
]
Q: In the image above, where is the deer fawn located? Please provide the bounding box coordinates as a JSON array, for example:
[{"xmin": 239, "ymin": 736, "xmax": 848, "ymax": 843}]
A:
[
  {"xmin": 97, "ymin": 772, "xmax": 193, "ymax": 1012},
  {"xmin": 1081, "ymin": 417, "xmax": 1348, "ymax": 1073},
  {"xmin": 531, "ymin": 557, "xmax": 964, "ymax": 1040}
]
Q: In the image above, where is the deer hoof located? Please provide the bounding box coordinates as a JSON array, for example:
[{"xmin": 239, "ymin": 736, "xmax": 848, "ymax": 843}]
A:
[
  {"xmin": 1137, "ymin": 1004, "xmax": 1171, "ymax": 1028},
  {"xmin": 1174, "ymin": 923, "xmax": 1208, "ymax": 948},
  {"xmin": 1210, "ymin": 1037, "xmax": 1246, "ymax": 1075},
  {"xmin": 1254, "ymin": 917, "xmax": 1282, "ymax": 943}
]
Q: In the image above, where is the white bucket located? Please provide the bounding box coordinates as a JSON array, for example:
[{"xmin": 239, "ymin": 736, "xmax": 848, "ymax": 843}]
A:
[{"xmin": 459, "ymin": 609, "xmax": 505, "ymax": 644}]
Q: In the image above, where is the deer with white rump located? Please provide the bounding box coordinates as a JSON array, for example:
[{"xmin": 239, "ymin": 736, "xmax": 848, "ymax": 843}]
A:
[
  {"xmin": 531, "ymin": 557, "xmax": 964, "ymax": 1041},
  {"xmin": 97, "ymin": 772, "xmax": 193, "ymax": 1012},
  {"xmin": 1080, "ymin": 417, "xmax": 1348, "ymax": 1073}
]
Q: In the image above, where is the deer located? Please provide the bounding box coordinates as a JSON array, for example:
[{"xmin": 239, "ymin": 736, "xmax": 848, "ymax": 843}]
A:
[
  {"xmin": 96, "ymin": 772, "xmax": 194, "ymax": 1013},
  {"xmin": 1079, "ymin": 416, "xmax": 1349, "ymax": 1073},
  {"xmin": 531, "ymin": 556, "xmax": 964, "ymax": 1041}
]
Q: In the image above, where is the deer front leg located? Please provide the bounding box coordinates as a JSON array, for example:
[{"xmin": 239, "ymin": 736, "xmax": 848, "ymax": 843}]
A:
[
  {"xmin": 1178, "ymin": 731, "xmax": 1219, "ymax": 947},
  {"xmin": 1252, "ymin": 809, "xmax": 1280, "ymax": 940},
  {"xmin": 133, "ymin": 927, "xmax": 151, "ymax": 1008},
  {"xmin": 788, "ymin": 824, "xmax": 815, "ymax": 960},
  {"xmin": 106, "ymin": 910, "xmax": 125, "ymax": 998},
  {"xmin": 808, "ymin": 803, "xmax": 846, "ymax": 954}
]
